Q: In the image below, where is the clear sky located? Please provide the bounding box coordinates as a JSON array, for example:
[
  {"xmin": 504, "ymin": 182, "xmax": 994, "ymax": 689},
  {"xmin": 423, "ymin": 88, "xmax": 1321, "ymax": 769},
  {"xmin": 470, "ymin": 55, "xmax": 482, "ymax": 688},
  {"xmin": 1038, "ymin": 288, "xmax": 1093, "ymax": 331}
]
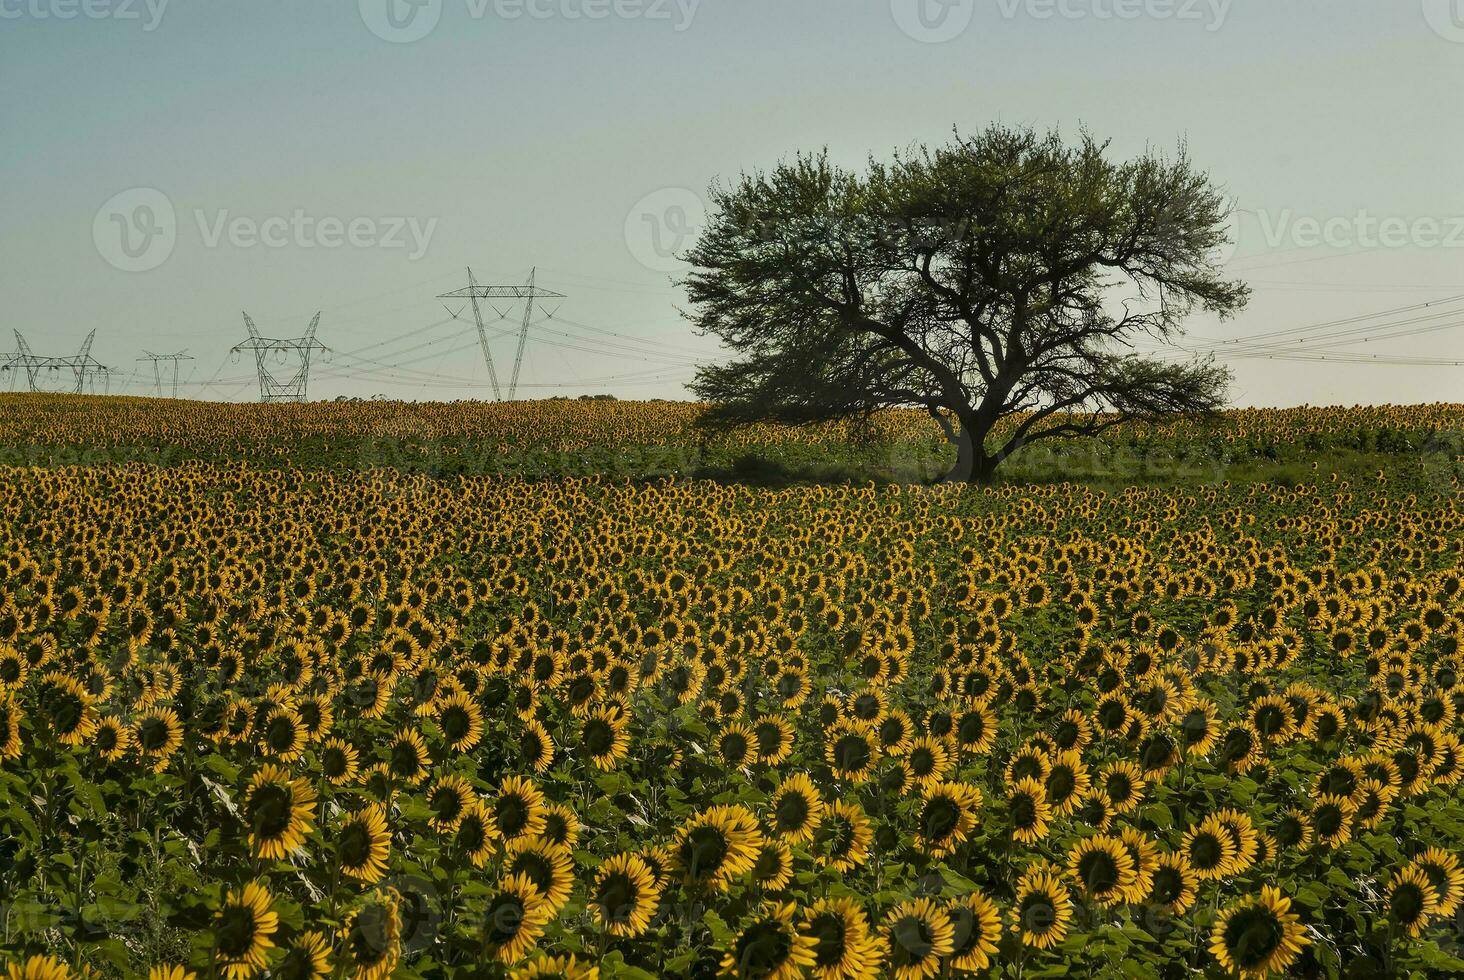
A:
[{"xmin": 3, "ymin": 0, "xmax": 1462, "ymax": 404}]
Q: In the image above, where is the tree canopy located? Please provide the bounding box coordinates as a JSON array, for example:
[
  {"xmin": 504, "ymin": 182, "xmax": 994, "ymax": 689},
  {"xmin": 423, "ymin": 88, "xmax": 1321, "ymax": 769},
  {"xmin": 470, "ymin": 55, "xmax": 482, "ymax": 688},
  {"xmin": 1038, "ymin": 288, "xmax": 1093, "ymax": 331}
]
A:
[{"xmin": 685, "ymin": 125, "xmax": 1249, "ymax": 483}]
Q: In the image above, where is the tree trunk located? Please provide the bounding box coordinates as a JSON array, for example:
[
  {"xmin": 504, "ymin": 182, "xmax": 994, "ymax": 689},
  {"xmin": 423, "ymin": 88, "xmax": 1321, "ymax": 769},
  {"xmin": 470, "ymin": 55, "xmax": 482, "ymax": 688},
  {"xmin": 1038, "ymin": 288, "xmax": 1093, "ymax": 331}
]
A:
[
  {"xmin": 969, "ymin": 455, "xmax": 999, "ymax": 485},
  {"xmin": 943, "ymin": 414, "xmax": 995, "ymax": 484}
]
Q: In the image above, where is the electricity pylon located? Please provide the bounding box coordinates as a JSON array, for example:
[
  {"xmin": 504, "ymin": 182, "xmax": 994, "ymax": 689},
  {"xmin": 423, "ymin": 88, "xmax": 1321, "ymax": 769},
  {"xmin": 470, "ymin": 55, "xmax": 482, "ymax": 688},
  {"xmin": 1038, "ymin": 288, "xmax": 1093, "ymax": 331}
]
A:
[
  {"xmin": 9, "ymin": 330, "xmax": 110, "ymax": 394},
  {"xmin": 438, "ymin": 268, "xmax": 565, "ymax": 401},
  {"xmin": 137, "ymin": 350, "xmax": 194, "ymax": 398},
  {"xmin": 231, "ymin": 312, "xmax": 329, "ymax": 403}
]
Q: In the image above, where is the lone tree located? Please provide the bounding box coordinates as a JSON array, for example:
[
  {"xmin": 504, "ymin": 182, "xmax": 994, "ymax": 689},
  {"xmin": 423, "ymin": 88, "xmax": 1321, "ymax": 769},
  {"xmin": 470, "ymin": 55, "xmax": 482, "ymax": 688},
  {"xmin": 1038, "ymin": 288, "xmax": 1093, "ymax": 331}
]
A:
[{"xmin": 685, "ymin": 126, "xmax": 1249, "ymax": 484}]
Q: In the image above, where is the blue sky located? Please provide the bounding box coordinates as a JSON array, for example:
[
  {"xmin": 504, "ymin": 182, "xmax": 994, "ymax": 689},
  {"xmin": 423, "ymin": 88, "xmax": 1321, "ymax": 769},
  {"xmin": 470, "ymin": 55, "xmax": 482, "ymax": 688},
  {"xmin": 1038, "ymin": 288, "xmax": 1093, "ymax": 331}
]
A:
[{"xmin": 3, "ymin": 0, "xmax": 1462, "ymax": 403}]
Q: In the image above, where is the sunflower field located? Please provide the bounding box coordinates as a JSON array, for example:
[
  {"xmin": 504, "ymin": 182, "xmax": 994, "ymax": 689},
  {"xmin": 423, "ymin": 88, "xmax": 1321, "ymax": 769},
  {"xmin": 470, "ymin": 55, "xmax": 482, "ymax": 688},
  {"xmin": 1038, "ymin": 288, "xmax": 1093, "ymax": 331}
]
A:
[{"xmin": 1, "ymin": 398, "xmax": 1463, "ymax": 979}]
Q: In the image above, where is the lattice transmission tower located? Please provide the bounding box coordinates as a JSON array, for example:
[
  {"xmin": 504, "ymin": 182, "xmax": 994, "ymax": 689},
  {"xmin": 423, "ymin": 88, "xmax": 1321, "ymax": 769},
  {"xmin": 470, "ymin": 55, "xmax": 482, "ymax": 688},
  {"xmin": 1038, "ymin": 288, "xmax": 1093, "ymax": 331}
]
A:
[
  {"xmin": 8, "ymin": 330, "xmax": 111, "ymax": 393},
  {"xmin": 231, "ymin": 313, "xmax": 329, "ymax": 403},
  {"xmin": 137, "ymin": 350, "xmax": 194, "ymax": 398},
  {"xmin": 438, "ymin": 268, "xmax": 564, "ymax": 401}
]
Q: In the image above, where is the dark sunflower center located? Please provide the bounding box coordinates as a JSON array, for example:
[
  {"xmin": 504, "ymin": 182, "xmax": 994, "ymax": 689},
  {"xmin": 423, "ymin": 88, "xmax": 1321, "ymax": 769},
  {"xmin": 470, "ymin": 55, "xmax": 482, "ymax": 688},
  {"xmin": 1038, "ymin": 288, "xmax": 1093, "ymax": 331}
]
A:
[
  {"xmin": 823, "ymin": 817, "xmax": 854, "ymax": 855},
  {"xmin": 522, "ymin": 731, "xmax": 546, "ymax": 764},
  {"xmin": 483, "ymin": 894, "xmax": 527, "ymax": 945},
  {"xmin": 833, "ymin": 735, "xmax": 871, "ymax": 773},
  {"xmin": 755, "ymin": 725, "xmax": 783, "ymax": 756},
  {"xmin": 1010, "ymin": 756, "xmax": 1043, "ymax": 782},
  {"xmin": 947, "ymin": 904, "xmax": 978, "ymax": 957},
  {"xmin": 1219, "ymin": 730, "xmax": 1253, "ymax": 765},
  {"xmin": 922, "ymin": 797, "xmax": 961, "ymax": 841},
  {"xmin": 807, "ymin": 914, "xmax": 847, "ymax": 967},
  {"xmin": 442, "ymin": 708, "xmax": 471, "ymax": 741},
  {"xmin": 510, "ymin": 852, "xmax": 555, "ymax": 893},
  {"xmin": 1018, "ymin": 893, "xmax": 1058, "ymax": 935},
  {"xmin": 1319, "ymin": 768, "xmax": 1356, "ymax": 797},
  {"xmin": 139, "ymin": 717, "xmax": 170, "ymax": 751},
  {"xmin": 568, "ymin": 676, "xmax": 596, "ymax": 704},
  {"xmin": 1191, "ymin": 834, "xmax": 1223, "ymax": 870},
  {"xmin": 957, "ymin": 714, "xmax": 986, "ymax": 745},
  {"xmin": 47, "ymin": 691, "xmax": 84, "ymax": 734},
  {"xmin": 216, "ymin": 905, "xmax": 259, "ymax": 959},
  {"xmin": 1254, "ymin": 705, "xmax": 1285, "ymax": 736},
  {"xmin": 732, "ymin": 919, "xmax": 793, "ymax": 976},
  {"xmin": 889, "ymin": 916, "xmax": 937, "ymax": 966},
  {"xmin": 1151, "ymin": 866, "xmax": 1183, "ymax": 904},
  {"xmin": 390, "ymin": 742, "xmax": 422, "ymax": 777},
  {"xmin": 265, "ymin": 717, "xmax": 295, "ymax": 753},
  {"xmin": 1047, "ymin": 768, "xmax": 1076, "ymax": 802},
  {"xmin": 755, "ymin": 846, "xmax": 782, "ymax": 880},
  {"xmin": 248, "ymin": 783, "xmax": 293, "ymax": 840},
  {"xmin": 775, "ymin": 794, "xmax": 810, "ymax": 832},
  {"xmin": 339, "ymin": 822, "xmax": 372, "ymax": 867},
  {"xmin": 585, "ymin": 720, "xmax": 616, "ymax": 757},
  {"xmin": 323, "ymin": 748, "xmax": 348, "ymax": 778},
  {"xmin": 682, "ymin": 826, "xmax": 730, "ymax": 879},
  {"xmin": 431, "ymin": 788, "xmax": 463, "ymax": 822},
  {"xmin": 1098, "ymin": 701, "xmax": 1127, "ymax": 731},
  {"xmin": 1222, "ymin": 906, "xmax": 1283, "ymax": 969},
  {"xmin": 721, "ymin": 732, "xmax": 749, "ymax": 762},
  {"xmin": 496, "ymin": 795, "xmax": 530, "ymax": 836},
  {"xmin": 452, "ymin": 812, "xmax": 485, "ymax": 850},
  {"xmin": 597, "ymin": 873, "xmax": 637, "ymax": 923},
  {"xmin": 1180, "ymin": 711, "xmax": 1210, "ymax": 744},
  {"xmin": 1010, "ymin": 795, "xmax": 1037, "ymax": 829},
  {"xmin": 1079, "ymin": 850, "xmax": 1122, "ymax": 895},
  {"xmin": 1141, "ymin": 736, "xmax": 1175, "ymax": 771},
  {"xmin": 1315, "ymin": 805, "xmax": 1344, "ymax": 837},
  {"xmin": 275, "ymin": 945, "xmax": 315, "ymax": 980}
]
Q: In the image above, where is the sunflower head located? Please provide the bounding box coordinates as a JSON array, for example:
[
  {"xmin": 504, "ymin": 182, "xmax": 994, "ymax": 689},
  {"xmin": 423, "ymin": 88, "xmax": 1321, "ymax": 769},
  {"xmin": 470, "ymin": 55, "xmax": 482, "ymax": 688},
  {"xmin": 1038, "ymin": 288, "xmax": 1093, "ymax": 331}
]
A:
[
  {"xmin": 1208, "ymin": 886, "xmax": 1309, "ymax": 979},
  {"xmin": 1012, "ymin": 871, "xmax": 1073, "ymax": 951},
  {"xmin": 882, "ymin": 897, "xmax": 954, "ymax": 980},
  {"xmin": 214, "ymin": 881, "xmax": 280, "ymax": 980},
  {"xmin": 722, "ymin": 902, "xmax": 816, "ymax": 980},
  {"xmin": 1386, "ymin": 866, "xmax": 1440, "ymax": 938}
]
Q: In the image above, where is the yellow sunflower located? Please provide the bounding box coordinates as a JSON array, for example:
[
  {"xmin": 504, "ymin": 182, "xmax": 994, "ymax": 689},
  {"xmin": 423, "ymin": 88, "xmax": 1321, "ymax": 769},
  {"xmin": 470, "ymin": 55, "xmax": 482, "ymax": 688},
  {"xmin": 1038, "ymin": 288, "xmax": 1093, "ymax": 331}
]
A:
[
  {"xmin": 337, "ymin": 805, "xmax": 391, "ymax": 884},
  {"xmin": 214, "ymin": 881, "xmax": 280, "ymax": 980},
  {"xmin": 799, "ymin": 898, "xmax": 880, "ymax": 980},
  {"xmin": 721, "ymin": 902, "xmax": 816, "ymax": 980},
  {"xmin": 1386, "ymin": 866, "xmax": 1440, "ymax": 938},
  {"xmin": 881, "ymin": 898, "xmax": 954, "ymax": 980},
  {"xmin": 274, "ymin": 930, "xmax": 332, "ymax": 980},
  {"xmin": 243, "ymin": 763, "xmax": 317, "ymax": 860},
  {"xmin": 590, "ymin": 852, "xmax": 661, "ymax": 937},
  {"xmin": 1012, "ymin": 871, "xmax": 1073, "ymax": 950},
  {"xmin": 767, "ymin": 772, "xmax": 825, "ymax": 845},
  {"xmin": 674, "ymin": 804, "xmax": 763, "ymax": 892},
  {"xmin": 480, "ymin": 873, "xmax": 553, "ymax": 964},
  {"xmin": 946, "ymin": 890, "xmax": 1002, "ymax": 973},
  {"xmin": 1208, "ymin": 886, "xmax": 1308, "ymax": 979}
]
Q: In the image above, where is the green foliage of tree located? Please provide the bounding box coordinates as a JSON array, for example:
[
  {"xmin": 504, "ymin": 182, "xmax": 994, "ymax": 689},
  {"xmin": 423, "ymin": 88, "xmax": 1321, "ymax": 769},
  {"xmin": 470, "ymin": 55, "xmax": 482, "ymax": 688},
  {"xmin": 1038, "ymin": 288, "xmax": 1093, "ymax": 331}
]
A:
[{"xmin": 686, "ymin": 125, "xmax": 1250, "ymax": 483}]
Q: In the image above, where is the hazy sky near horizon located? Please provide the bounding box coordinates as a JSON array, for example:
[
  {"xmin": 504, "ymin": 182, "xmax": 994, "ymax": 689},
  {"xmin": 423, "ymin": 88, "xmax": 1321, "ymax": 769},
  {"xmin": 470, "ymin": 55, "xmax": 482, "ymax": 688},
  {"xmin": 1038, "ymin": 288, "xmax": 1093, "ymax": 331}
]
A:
[{"xmin": 3, "ymin": 0, "xmax": 1462, "ymax": 405}]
